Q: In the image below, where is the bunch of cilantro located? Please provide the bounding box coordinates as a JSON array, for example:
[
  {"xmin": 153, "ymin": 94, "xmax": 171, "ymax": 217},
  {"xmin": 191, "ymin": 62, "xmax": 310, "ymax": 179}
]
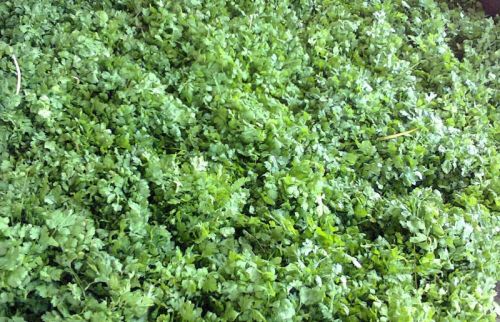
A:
[{"xmin": 0, "ymin": 0, "xmax": 498, "ymax": 321}]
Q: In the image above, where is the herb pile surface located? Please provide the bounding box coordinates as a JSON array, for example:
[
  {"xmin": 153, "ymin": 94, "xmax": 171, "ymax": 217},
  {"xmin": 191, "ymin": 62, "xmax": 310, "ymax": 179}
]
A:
[{"xmin": 0, "ymin": 0, "xmax": 499, "ymax": 321}]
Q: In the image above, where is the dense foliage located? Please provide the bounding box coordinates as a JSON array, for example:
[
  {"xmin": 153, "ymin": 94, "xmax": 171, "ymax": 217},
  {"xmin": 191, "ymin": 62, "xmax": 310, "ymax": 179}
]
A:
[{"xmin": 0, "ymin": 0, "xmax": 499, "ymax": 321}]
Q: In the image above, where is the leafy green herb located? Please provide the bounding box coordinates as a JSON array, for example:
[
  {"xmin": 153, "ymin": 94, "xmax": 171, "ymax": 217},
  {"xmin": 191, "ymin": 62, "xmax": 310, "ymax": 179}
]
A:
[{"xmin": 0, "ymin": 0, "xmax": 498, "ymax": 321}]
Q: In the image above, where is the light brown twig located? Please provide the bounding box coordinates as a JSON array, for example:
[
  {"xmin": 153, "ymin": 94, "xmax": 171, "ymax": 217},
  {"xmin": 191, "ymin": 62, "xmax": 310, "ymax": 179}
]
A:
[{"xmin": 378, "ymin": 128, "xmax": 418, "ymax": 141}]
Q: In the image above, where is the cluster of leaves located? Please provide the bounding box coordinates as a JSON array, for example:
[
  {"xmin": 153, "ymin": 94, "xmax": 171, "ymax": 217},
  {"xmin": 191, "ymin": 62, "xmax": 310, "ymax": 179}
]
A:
[{"xmin": 0, "ymin": 0, "xmax": 499, "ymax": 321}]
